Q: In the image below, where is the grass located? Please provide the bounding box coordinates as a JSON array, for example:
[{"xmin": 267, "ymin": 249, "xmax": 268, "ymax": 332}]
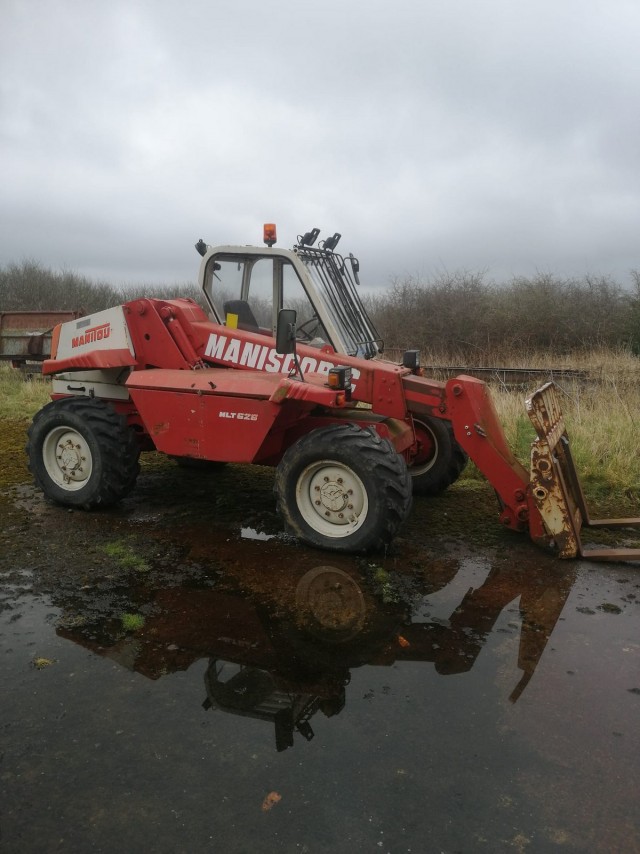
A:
[
  {"xmin": 414, "ymin": 344, "xmax": 640, "ymax": 377},
  {"xmin": 120, "ymin": 613, "xmax": 145, "ymax": 632},
  {"xmin": 414, "ymin": 347, "xmax": 640, "ymax": 513},
  {"xmin": 102, "ymin": 541, "xmax": 150, "ymax": 573},
  {"xmin": 0, "ymin": 364, "xmax": 51, "ymax": 420},
  {"xmin": 471, "ymin": 367, "xmax": 640, "ymax": 512}
]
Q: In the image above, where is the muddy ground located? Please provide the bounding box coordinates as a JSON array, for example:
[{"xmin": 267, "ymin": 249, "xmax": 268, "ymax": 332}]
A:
[{"xmin": 1, "ymin": 418, "xmax": 639, "ymax": 853}]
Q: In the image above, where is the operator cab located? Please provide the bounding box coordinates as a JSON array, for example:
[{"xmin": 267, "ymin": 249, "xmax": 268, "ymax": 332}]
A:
[
  {"xmin": 203, "ymin": 251, "xmax": 328, "ymax": 347},
  {"xmin": 197, "ymin": 226, "xmax": 382, "ymax": 358}
]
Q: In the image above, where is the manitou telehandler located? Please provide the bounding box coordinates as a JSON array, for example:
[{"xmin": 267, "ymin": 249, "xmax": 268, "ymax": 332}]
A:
[{"xmin": 27, "ymin": 225, "xmax": 640, "ymax": 559}]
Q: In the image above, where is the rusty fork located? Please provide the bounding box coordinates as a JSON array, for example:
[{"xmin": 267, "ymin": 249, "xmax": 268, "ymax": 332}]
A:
[{"xmin": 526, "ymin": 382, "xmax": 640, "ymax": 562}]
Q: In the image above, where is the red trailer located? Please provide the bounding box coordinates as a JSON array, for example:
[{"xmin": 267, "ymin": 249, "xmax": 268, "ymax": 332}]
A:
[{"xmin": 0, "ymin": 311, "xmax": 80, "ymax": 369}]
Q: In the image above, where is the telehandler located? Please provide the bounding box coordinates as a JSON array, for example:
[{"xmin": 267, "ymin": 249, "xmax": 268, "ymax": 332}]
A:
[{"xmin": 27, "ymin": 225, "xmax": 640, "ymax": 559}]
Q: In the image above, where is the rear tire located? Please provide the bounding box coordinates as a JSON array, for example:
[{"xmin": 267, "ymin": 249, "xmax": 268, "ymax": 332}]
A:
[
  {"xmin": 409, "ymin": 416, "xmax": 468, "ymax": 496},
  {"xmin": 274, "ymin": 423, "xmax": 412, "ymax": 553},
  {"xmin": 27, "ymin": 397, "xmax": 140, "ymax": 509}
]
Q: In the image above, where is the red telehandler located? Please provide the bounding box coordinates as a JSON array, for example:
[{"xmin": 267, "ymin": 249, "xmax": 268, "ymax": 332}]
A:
[{"xmin": 27, "ymin": 225, "xmax": 640, "ymax": 559}]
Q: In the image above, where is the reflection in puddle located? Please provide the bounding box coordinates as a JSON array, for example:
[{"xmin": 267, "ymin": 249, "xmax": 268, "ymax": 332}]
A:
[
  {"xmin": 240, "ymin": 527, "xmax": 276, "ymax": 542},
  {"xmin": 3, "ymin": 533, "xmax": 640, "ymax": 852},
  {"xmin": 54, "ymin": 557, "xmax": 576, "ymax": 751}
]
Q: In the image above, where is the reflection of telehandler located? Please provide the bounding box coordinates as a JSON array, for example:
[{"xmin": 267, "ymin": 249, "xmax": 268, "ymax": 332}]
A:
[{"xmin": 57, "ymin": 559, "xmax": 576, "ymax": 751}]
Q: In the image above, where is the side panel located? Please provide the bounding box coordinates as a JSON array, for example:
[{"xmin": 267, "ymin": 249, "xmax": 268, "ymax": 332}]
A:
[
  {"xmin": 43, "ymin": 306, "xmax": 136, "ymax": 374},
  {"xmin": 127, "ymin": 387, "xmax": 280, "ymax": 462},
  {"xmin": 52, "ymin": 369, "xmax": 132, "ymax": 401}
]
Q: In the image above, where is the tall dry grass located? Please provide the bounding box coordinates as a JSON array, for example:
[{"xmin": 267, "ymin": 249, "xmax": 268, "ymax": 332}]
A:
[
  {"xmin": 378, "ymin": 345, "xmax": 640, "ymax": 507},
  {"xmin": 0, "ymin": 364, "xmax": 51, "ymax": 420},
  {"xmin": 486, "ymin": 358, "xmax": 640, "ymax": 508}
]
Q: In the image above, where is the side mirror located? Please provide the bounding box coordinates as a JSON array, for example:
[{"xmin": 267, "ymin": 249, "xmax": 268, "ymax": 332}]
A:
[{"xmin": 276, "ymin": 308, "xmax": 297, "ymax": 354}]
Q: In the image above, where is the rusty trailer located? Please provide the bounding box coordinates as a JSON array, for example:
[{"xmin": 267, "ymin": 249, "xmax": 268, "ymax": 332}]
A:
[{"xmin": 0, "ymin": 311, "xmax": 81, "ymax": 369}]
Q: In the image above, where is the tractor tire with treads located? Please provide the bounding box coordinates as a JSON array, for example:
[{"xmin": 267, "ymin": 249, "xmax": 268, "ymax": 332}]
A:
[
  {"xmin": 274, "ymin": 423, "xmax": 413, "ymax": 553},
  {"xmin": 27, "ymin": 397, "xmax": 140, "ymax": 509},
  {"xmin": 409, "ymin": 416, "xmax": 468, "ymax": 496}
]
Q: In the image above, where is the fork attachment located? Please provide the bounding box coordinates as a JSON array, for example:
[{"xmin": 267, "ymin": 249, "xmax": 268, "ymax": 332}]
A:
[{"xmin": 526, "ymin": 382, "xmax": 640, "ymax": 561}]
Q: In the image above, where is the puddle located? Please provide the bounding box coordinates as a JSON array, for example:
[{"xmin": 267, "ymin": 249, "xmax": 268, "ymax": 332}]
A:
[
  {"xmin": 240, "ymin": 526, "xmax": 276, "ymax": 542},
  {"xmin": 1, "ymin": 453, "xmax": 640, "ymax": 852},
  {"xmin": 2, "ymin": 531, "xmax": 639, "ymax": 852}
]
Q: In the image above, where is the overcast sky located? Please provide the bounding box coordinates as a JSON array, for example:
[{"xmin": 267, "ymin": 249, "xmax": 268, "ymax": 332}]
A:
[{"xmin": 1, "ymin": 0, "xmax": 639, "ymax": 289}]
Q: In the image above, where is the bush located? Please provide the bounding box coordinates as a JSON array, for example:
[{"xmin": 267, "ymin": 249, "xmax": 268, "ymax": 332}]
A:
[
  {"xmin": 0, "ymin": 260, "xmax": 206, "ymax": 314},
  {"xmin": 364, "ymin": 270, "xmax": 640, "ymax": 361}
]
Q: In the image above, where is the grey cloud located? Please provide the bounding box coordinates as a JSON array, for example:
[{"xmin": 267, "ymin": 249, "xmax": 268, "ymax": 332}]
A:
[{"xmin": 1, "ymin": 0, "xmax": 638, "ymax": 288}]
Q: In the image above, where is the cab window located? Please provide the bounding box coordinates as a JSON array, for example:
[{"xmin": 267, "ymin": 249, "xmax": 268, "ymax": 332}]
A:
[
  {"xmin": 203, "ymin": 254, "xmax": 328, "ymax": 344},
  {"xmin": 282, "ymin": 263, "xmax": 328, "ymax": 344},
  {"xmin": 204, "ymin": 256, "xmax": 274, "ymax": 333}
]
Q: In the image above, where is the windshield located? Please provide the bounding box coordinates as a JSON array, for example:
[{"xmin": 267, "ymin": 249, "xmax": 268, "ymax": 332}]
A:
[{"xmin": 294, "ymin": 246, "xmax": 381, "ymax": 359}]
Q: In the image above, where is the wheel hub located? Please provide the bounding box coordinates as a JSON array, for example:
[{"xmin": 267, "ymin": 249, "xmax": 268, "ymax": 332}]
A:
[
  {"xmin": 309, "ymin": 469, "xmax": 359, "ymax": 524},
  {"xmin": 58, "ymin": 438, "xmax": 85, "ymax": 479},
  {"xmin": 319, "ymin": 480, "xmax": 349, "ymax": 513},
  {"xmin": 296, "ymin": 461, "xmax": 367, "ymax": 536},
  {"xmin": 42, "ymin": 426, "xmax": 92, "ymax": 489}
]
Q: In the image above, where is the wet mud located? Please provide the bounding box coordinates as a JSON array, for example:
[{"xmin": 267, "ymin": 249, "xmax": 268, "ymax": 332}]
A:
[{"xmin": 1, "ymin": 421, "xmax": 640, "ymax": 853}]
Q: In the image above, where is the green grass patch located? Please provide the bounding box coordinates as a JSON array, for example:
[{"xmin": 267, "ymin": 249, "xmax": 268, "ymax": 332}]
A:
[
  {"xmin": 102, "ymin": 541, "xmax": 150, "ymax": 573},
  {"xmin": 120, "ymin": 613, "xmax": 145, "ymax": 632},
  {"xmin": 366, "ymin": 564, "xmax": 402, "ymax": 603}
]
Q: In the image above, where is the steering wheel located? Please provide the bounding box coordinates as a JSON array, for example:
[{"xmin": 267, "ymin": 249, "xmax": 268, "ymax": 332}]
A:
[{"xmin": 296, "ymin": 315, "xmax": 322, "ymax": 341}]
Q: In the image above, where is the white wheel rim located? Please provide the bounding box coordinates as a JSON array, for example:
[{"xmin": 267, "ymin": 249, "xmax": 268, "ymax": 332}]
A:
[
  {"xmin": 296, "ymin": 459, "xmax": 368, "ymax": 539},
  {"xmin": 42, "ymin": 426, "xmax": 93, "ymax": 491}
]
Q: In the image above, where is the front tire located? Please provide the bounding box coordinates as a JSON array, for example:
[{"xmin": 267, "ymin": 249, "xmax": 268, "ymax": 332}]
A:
[
  {"xmin": 274, "ymin": 423, "xmax": 412, "ymax": 553},
  {"xmin": 27, "ymin": 397, "xmax": 140, "ymax": 509}
]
